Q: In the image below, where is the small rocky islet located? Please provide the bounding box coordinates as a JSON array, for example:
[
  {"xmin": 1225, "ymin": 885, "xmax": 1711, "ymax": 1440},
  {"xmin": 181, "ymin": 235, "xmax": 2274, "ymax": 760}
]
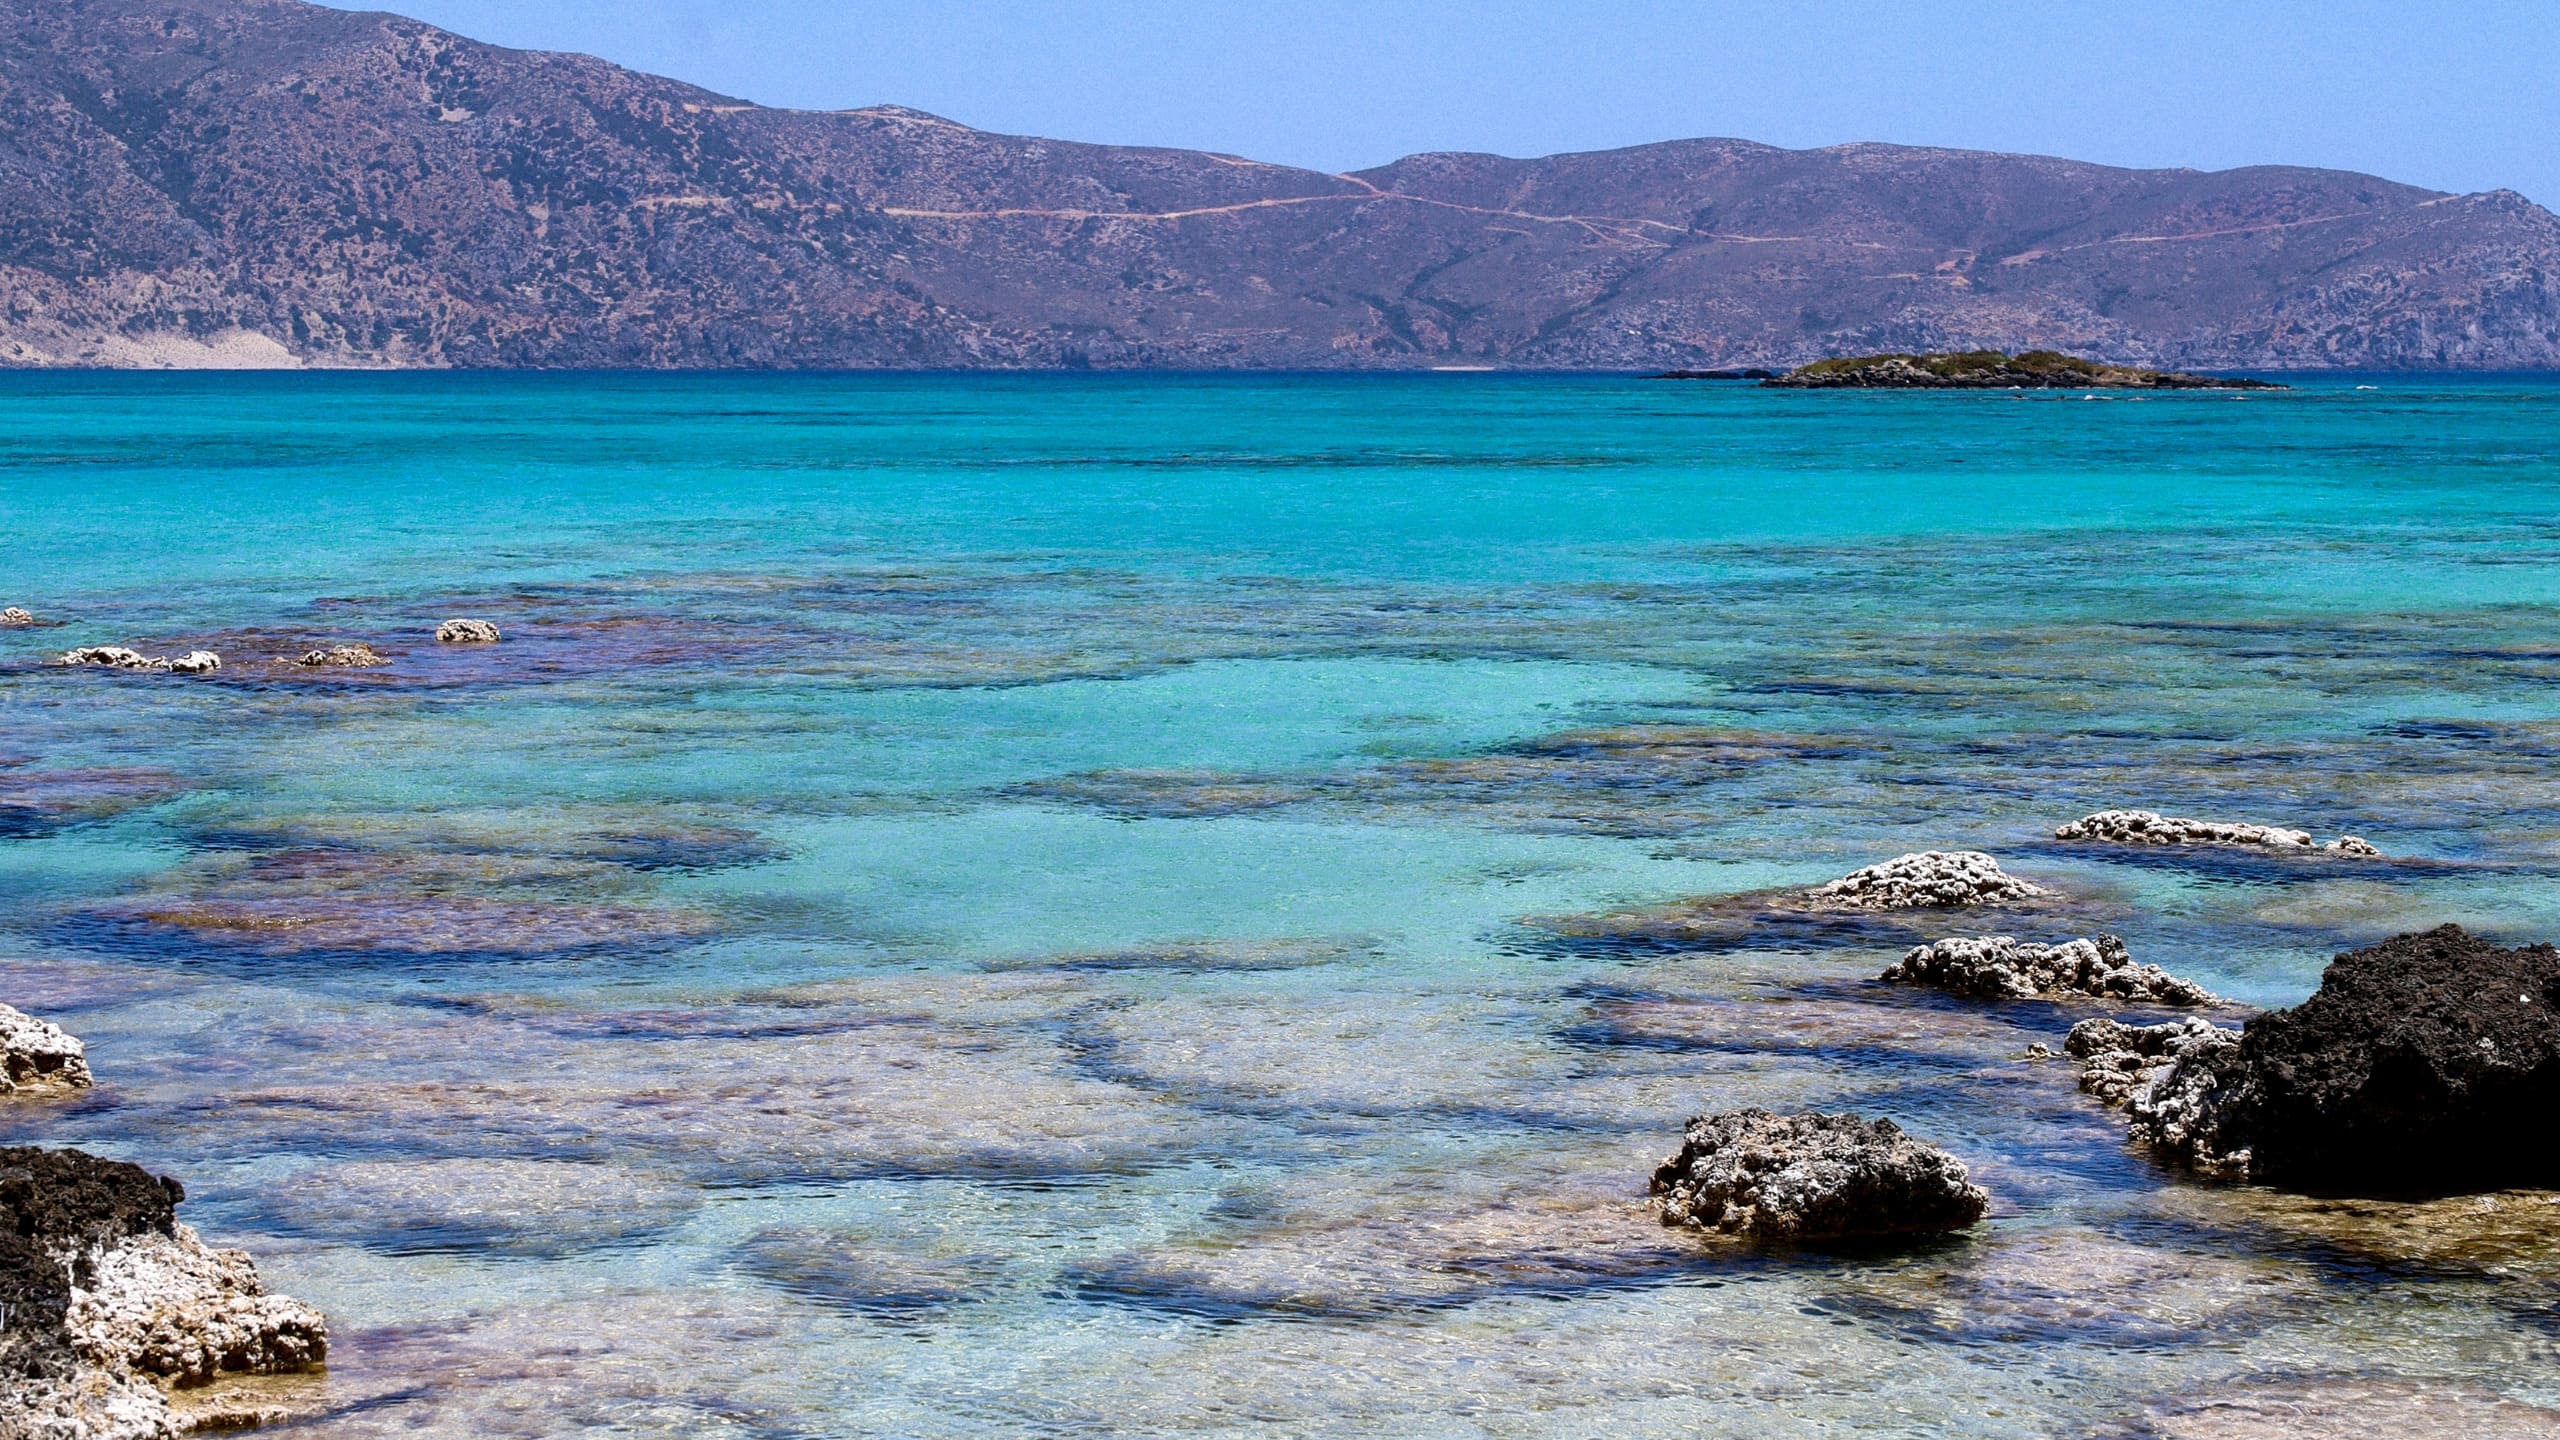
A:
[{"xmin": 1743, "ymin": 350, "xmax": 2289, "ymax": 390}]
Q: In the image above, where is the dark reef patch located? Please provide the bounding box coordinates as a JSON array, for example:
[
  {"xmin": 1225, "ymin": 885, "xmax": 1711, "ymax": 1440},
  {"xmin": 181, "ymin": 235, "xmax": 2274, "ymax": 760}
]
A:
[
  {"xmin": 0, "ymin": 765, "xmax": 189, "ymax": 837},
  {"xmin": 63, "ymin": 894, "xmax": 716, "ymax": 967}
]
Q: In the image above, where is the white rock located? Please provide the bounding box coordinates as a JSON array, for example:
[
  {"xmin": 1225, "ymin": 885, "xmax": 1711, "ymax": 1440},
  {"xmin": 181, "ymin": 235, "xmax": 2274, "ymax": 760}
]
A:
[
  {"xmin": 54, "ymin": 647, "xmax": 221, "ymax": 675},
  {"xmin": 435, "ymin": 618, "xmax": 502, "ymax": 644},
  {"xmin": 0, "ymin": 1002, "xmax": 93, "ymax": 1094},
  {"xmin": 2056, "ymin": 808, "xmax": 2380, "ymax": 857},
  {"xmin": 1883, "ymin": 934, "xmax": 2221, "ymax": 1006},
  {"xmin": 58, "ymin": 646, "xmax": 156, "ymax": 669},
  {"xmin": 64, "ymin": 1225, "xmax": 329, "ymax": 1387},
  {"xmin": 1805, "ymin": 850, "xmax": 2053, "ymax": 910}
]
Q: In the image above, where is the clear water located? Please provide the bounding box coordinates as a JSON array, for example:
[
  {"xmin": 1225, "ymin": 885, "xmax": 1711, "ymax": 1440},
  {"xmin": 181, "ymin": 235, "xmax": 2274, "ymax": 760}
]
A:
[{"xmin": 4, "ymin": 373, "xmax": 2559, "ymax": 1437}]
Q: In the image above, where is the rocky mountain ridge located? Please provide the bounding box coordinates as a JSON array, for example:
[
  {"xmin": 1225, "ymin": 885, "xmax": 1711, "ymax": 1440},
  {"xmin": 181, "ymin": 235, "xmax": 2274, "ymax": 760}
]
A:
[{"xmin": 4, "ymin": 0, "xmax": 2558, "ymax": 369}]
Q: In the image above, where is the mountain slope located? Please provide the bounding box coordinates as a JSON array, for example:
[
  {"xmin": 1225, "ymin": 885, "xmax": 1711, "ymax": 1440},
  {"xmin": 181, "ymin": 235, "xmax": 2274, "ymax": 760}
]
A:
[{"xmin": 4, "ymin": 0, "xmax": 2557, "ymax": 369}]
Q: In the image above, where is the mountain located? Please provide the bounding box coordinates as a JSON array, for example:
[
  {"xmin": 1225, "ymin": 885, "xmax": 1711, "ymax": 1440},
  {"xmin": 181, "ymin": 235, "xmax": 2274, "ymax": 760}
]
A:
[{"xmin": 5, "ymin": 0, "xmax": 2558, "ymax": 370}]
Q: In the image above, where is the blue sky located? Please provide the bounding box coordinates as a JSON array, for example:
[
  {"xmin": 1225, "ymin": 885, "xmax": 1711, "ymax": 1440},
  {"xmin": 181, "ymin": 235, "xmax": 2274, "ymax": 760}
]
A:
[{"xmin": 331, "ymin": 1, "xmax": 2560, "ymax": 205}]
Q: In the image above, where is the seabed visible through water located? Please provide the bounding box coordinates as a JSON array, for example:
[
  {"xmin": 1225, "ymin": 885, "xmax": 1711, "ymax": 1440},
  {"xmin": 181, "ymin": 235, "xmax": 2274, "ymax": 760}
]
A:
[{"xmin": 3, "ymin": 372, "xmax": 2559, "ymax": 1436}]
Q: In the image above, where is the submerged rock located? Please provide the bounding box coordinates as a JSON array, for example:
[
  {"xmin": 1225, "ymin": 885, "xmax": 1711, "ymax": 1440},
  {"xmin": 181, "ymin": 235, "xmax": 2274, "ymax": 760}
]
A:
[
  {"xmin": 434, "ymin": 618, "xmax": 501, "ymax": 644},
  {"xmin": 2, "ymin": 607, "xmax": 35, "ymax": 627},
  {"xmin": 0, "ymin": 1147, "xmax": 325, "ymax": 1440},
  {"xmin": 56, "ymin": 648, "xmax": 221, "ymax": 676},
  {"xmin": 1883, "ymin": 934, "xmax": 2220, "ymax": 1005},
  {"xmin": 736, "ymin": 1230, "xmax": 1004, "ymax": 1314},
  {"xmin": 2055, "ymin": 808, "xmax": 2379, "ymax": 857},
  {"xmin": 1805, "ymin": 851, "xmax": 2052, "ymax": 911},
  {"xmin": 2073, "ymin": 926, "xmax": 2560, "ymax": 1193},
  {"xmin": 2138, "ymin": 1378, "xmax": 2560, "ymax": 1440},
  {"xmin": 1649, "ymin": 1108, "xmax": 1988, "ymax": 1241},
  {"xmin": 0, "ymin": 1003, "xmax": 93, "ymax": 1095},
  {"xmin": 289, "ymin": 645, "xmax": 387, "ymax": 669},
  {"xmin": 266, "ymin": 1158, "xmax": 700, "ymax": 1256}
]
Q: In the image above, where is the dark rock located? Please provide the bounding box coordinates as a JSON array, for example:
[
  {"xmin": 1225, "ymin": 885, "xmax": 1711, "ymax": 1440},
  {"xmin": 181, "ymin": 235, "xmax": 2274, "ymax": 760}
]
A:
[
  {"xmin": 2225, "ymin": 925, "xmax": 2560, "ymax": 1192},
  {"xmin": 1650, "ymin": 1108, "xmax": 1989, "ymax": 1241},
  {"xmin": 2075, "ymin": 926, "xmax": 2560, "ymax": 1193},
  {"xmin": 1883, "ymin": 933, "xmax": 2220, "ymax": 1005}
]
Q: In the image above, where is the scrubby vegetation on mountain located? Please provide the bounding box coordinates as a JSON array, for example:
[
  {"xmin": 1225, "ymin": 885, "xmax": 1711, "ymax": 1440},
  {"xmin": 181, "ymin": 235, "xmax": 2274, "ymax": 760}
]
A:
[{"xmin": 4, "ymin": 0, "xmax": 2558, "ymax": 369}]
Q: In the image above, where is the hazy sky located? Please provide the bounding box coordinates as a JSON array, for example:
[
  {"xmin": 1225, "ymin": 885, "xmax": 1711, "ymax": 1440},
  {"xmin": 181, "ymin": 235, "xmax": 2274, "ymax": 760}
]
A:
[{"xmin": 326, "ymin": 1, "xmax": 2560, "ymax": 205}]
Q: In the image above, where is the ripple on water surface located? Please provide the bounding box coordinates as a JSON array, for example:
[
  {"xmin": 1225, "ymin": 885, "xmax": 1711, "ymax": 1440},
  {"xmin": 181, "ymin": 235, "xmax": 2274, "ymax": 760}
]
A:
[{"xmin": 8, "ymin": 376, "xmax": 2560, "ymax": 1435}]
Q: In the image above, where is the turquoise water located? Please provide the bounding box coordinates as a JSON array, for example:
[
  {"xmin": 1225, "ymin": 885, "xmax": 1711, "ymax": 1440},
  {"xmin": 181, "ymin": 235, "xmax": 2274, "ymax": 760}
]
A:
[{"xmin": 5, "ymin": 373, "xmax": 2560, "ymax": 1436}]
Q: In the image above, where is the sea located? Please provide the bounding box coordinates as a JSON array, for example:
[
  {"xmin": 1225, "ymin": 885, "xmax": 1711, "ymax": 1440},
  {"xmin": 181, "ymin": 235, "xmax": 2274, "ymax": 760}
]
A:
[{"xmin": 3, "ymin": 371, "xmax": 2558, "ymax": 1437}]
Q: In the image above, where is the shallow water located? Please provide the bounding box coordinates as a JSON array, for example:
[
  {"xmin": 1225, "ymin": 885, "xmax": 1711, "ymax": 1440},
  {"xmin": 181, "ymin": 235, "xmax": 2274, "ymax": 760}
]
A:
[{"xmin": 5, "ymin": 372, "xmax": 2560, "ymax": 1436}]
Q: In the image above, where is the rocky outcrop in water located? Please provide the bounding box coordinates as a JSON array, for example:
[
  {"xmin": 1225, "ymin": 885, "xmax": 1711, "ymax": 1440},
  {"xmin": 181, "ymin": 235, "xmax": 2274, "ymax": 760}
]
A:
[
  {"xmin": 56, "ymin": 649, "xmax": 221, "ymax": 675},
  {"xmin": 289, "ymin": 645, "xmax": 386, "ymax": 668},
  {"xmin": 0, "ymin": 1147, "xmax": 326, "ymax": 1440},
  {"xmin": 2063, "ymin": 1016, "xmax": 2256, "ymax": 1174},
  {"xmin": 1884, "ymin": 935, "xmax": 2220, "ymax": 1006},
  {"xmin": 434, "ymin": 619, "xmax": 501, "ymax": 645},
  {"xmin": 2065, "ymin": 1015, "xmax": 2235, "ymax": 1105},
  {"xmin": 2055, "ymin": 809, "xmax": 2380, "ymax": 857},
  {"xmin": 1650, "ymin": 1108, "xmax": 1989, "ymax": 1241},
  {"xmin": 2068, "ymin": 926, "xmax": 2560, "ymax": 1192},
  {"xmin": 0, "ymin": 1004, "xmax": 92, "ymax": 1096},
  {"xmin": 1, "ymin": 608, "xmax": 34, "ymax": 627},
  {"xmin": 1763, "ymin": 351, "xmax": 2283, "ymax": 390},
  {"xmin": 1805, "ymin": 851, "xmax": 2052, "ymax": 910}
]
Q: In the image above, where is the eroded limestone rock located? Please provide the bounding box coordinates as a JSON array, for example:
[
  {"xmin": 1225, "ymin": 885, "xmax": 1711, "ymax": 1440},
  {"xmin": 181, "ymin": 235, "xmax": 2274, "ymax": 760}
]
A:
[
  {"xmin": 2056, "ymin": 808, "xmax": 2380, "ymax": 857},
  {"xmin": 2, "ymin": 608, "xmax": 35, "ymax": 627},
  {"xmin": 2063, "ymin": 1016, "xmax": 2233, "ymax": 1107},
  {"xmin": 0, "ymin": 1003, "xmax": 93, "ymax": 1095},
  {"xmin": 0, "ymin": 1147, "xmax": 325, "ymax": 1440},
  {"xmin": 1804, "ymin": 851, "xmax": 2052, "ymax": 911},
  {"xmin": 288, "ymin": 645, "xmax": 387, "ymax": 668},
  {"xmin": 1883, "ymin": 934, "xmax": 2220, "ymax": 1005},
  {"xmin": 56, "ymin": 649, "xmax": 221, "ymax": 676},
  {"xmin": 1649, "ymin": 1108, "xmax": 1988, "ymax": 1241},
  {"xmin": 434, "ymin": 619, "xmax": 501, "ymax": 644}
]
